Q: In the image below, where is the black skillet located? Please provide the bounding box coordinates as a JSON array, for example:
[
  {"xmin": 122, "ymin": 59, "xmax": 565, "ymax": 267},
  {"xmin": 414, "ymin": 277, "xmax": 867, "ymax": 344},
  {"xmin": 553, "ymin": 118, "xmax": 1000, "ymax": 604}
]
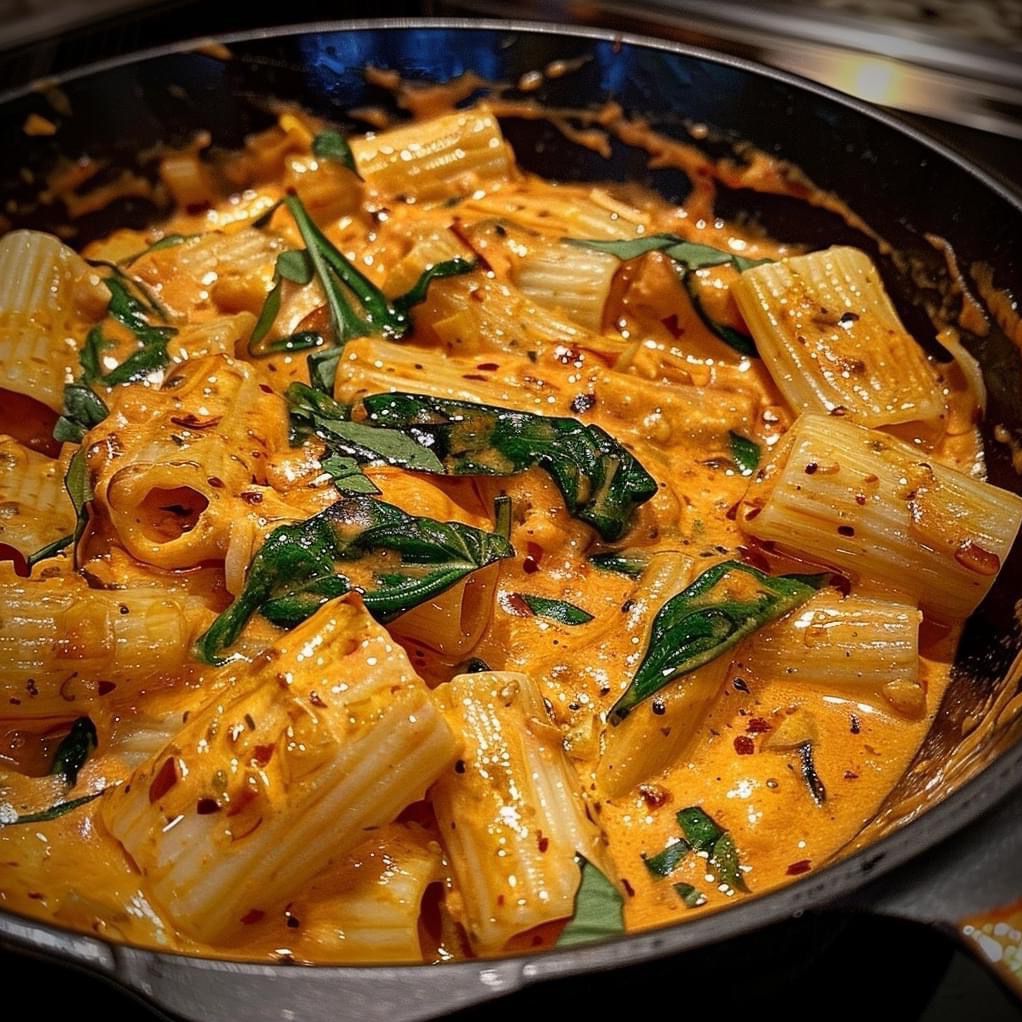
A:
[{"xmin": 0, "ymin": 19, "xmax": 1020, "ymax": 1021}]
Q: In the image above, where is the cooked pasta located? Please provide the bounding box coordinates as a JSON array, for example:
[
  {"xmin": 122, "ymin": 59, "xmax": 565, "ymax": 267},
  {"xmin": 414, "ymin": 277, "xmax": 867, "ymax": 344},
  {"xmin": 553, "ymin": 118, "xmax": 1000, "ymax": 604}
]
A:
[{"xmin": 0, "ymin": 95, "xmax": 1018, "ymax": 968}]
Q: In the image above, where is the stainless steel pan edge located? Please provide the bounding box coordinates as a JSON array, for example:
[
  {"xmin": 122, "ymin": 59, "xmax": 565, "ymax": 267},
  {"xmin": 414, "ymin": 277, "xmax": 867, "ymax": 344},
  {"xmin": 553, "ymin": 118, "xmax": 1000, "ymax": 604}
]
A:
[{"xmin": 0, "ymin": 18, "xmax": 1020, "ymax": 1019}]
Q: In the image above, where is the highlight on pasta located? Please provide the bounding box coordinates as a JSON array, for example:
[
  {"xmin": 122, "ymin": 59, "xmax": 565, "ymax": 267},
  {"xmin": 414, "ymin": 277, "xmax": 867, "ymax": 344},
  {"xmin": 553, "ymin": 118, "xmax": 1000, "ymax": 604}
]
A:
[{"xmin": 0, "ymin": 97, "xmax": 1019, "ymax": 967}]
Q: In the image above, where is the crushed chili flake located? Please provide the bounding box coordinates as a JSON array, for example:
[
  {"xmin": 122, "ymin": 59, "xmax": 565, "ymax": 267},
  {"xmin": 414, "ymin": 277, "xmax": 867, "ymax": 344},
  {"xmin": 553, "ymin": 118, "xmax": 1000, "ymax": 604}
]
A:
[
  {"xmin": 251, "ymin": 744, "xmax": 274, "ymax": 767},
  {"xmin": 837, "ymin": 525, "xmax": 855, "ymax": 537},
  {"xmin": 241, "ymin": 909, "xmax": 265, "ymax": 925},
  {"xmin": 638, "ymin": 784, "xmax": 671, "ymax": 809},
  {"xmin": 786, "ymin": 860, "xmax": 812, "ymax": 876},
  {"xmin": 505, "ymin": 592, "xmax": 533, "ymax": 617},
  {"xmin": 476, "ymin": 362, "xmax": 499, "ymax": 371},
  {"xmin": 734, "ymin": 735, "xmax": 755, "ymax": 755},
  {"xmin": 170, "ymin": 413, "xmax": 222, "ymax": 430},
  {"xmin": 196, "ymin": 797, "xmax": 220, "ymax": 815},
  {"xmin": 537, "ymin": 833, "xmax": 550, "ymax": 853},
  {"xmin": 240, "ymin": 491, "xmax": 264, "ymax": 505},
  {"xmin": 733, "ymin": 677, "xmax": 750, "ymax": 693},
  {"xmin": 309, "ymin": 691, "xmax": 326, "ymax": 708},
  {"xmin": 746, "ymin": 718, "xmax": 772, "ymax": 734},
  {"xmin": 954, "ymin": 539, "xmax": 1000, "ymax": 576},
  {"xmin": 148, "ymin": 756, "xmax": 178, "ymax": 803},
  {"xmin": 844, "ymin": 770, "xmax": 859, "ymax": 780},
  {"xmin": 622, "ymin": 878, "xmax": 636, "ymax": 897},
  {"xmin": 97, "ymin": 681, "xmax": 116, "ymax": 696}
]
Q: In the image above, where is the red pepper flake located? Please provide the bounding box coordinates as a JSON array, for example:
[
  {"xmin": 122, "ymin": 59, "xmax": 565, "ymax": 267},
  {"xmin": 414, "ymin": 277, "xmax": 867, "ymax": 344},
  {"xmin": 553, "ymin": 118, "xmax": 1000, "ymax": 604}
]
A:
[
  {"xmin": 148, "ymin": 756, "xmax": 178, "ymax": 803},
  {"xmin": 251, "ymin": 744, "xmax": 274, "ymax": 767},
  {"xmin": 241, "ymin": 909, "xmax": 265, "ymax": 925},
  {"xmin": 227, "ymin": 784, "xmax": 260, "ymax": 818},
  {"xmin": 854, "ymin": 493, "xmax": 866, "ymax": 506},
  {"xmin": 844, "ymin": 770, "xmax": 859, "ymax": 780},
  {"xmin": 804, "ymin": 462, "xmax": 818, "ymax": 475},
  {"xmin": 733, "ymin": 735, "xmax": 755, "ymax": 755},
  {"xmin": 207, "ymin": 476, "xmax": 225, "ymax": 489},
  {"xmin": 196, "ymin": 797, "xmax": 220, "ymax": 815},
  {"xmin": 733, "ymin": 677, "xmax": 750, "ymax": 693},
  {"xmin": 622, "ymin": 878, "xmax": 636, "ymax": 897},
  {"xmin": 97, "ymin": 681, "xmax": 116, "ymax": 696},
  {"xmin": 285, "ymin": 907, "xmax": 301, "ymax": 929},
  {"xmin": 537, "ymin": 832, "xmax": 550, "ymax": 853},
  {"xmin": 462, "ymin": 373, "xmax": 488, "ymax": 381},
  {"xmin": 954, "ymin": 539, "xmax": 1000, "ymax": 576},
  {"xmin": 743, "ymin": 506, "xmax": 761, "ymax": 522},
  {"xmin": 786, "ymin": 860, "xmax": 812, "ymax": 876},
  {"xmin": 476, "ymin": 362, "xmax": 499, "ymax": 371},
  {"xmin": 837, "ymin": 525, "xmax": 855, "ymax": 537},
  {"xmin": 505, "ymin": 592, "xmax": 533, "ymax": 617},
  {"xmin": 240, "ymin": 491, "xmax": 264, "ymax": 505},
  {"xmin": 523, "ymin": 541, "xmax": 543, "ymax": 575},
  {"xmin": 638, "ymin": 784, "xmax": 671, "ymax": 809},
  {"xmin": 309, "ymin": 691, "xmax": 326, "ymax": 708},
  {"xmin": 259, "ymin": 384, "xmax": 274, "ymax": 395},
  {"xmin": 746, "ymin": 718, "xmax": 772, "ymax": 734}
]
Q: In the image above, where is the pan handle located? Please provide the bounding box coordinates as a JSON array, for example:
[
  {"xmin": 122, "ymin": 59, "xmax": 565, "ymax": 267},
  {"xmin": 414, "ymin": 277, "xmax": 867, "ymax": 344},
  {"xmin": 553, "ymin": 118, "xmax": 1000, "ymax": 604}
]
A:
[{"xmin": 853, "ymin": 779, "xmax": 1022, "ymax": 998}]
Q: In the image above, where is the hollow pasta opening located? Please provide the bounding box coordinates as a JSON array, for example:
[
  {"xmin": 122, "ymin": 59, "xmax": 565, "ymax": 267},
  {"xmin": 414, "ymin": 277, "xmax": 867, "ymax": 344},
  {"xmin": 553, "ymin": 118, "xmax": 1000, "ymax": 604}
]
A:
[{"xmin": 137, "ymin": 486, "xmax": 209, "ymax": 542}]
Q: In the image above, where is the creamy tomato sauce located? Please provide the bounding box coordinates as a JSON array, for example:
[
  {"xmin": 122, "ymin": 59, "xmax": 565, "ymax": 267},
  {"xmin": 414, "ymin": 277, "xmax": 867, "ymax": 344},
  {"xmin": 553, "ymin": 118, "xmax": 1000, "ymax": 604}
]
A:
[{"xmin": 0, "ymin": 80, "xmax": 997, "ymax": 964}]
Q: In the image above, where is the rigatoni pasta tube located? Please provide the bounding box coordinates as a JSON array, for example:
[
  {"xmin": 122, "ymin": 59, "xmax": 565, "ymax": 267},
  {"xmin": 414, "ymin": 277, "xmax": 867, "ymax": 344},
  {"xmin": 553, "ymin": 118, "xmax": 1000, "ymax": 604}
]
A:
[
  {"xmin": 733, "ymin": 246, "xmax": 944, "ymax": 428},
  {"xmin": 0, "ymin": 570, "xmax": 214, "ymax": 715},
  {"xmin": 92, "ymin": 355, "xmax": 289, "ymax": 569},
  {"xmin": 0, "ymin": 435, "xmax": 75, "ymax": 557},
  {"xmin": 351, "ymin": 109, "xmax": 514, "ymax": 202},
  {"xmin": 739, "ymin": 413, "xmax": 1022, "ymax": 620},
  {"xmin": 742, "ymin": 590, "xmax": 925, "ymax": 716},
  {"xmin": 293, "ymin": 824, "xmax": 443, "ymax": 963},
  {"xmin": 432, "ymin": 670, "xmax": 605, "ymax": 952},
  {"xmin": 0, "ymin": 230, "xmax": 93, "ymax": 412},
  {"xmin": 101, "ymin": 596, "xmax": 457, "ymax": 944}
]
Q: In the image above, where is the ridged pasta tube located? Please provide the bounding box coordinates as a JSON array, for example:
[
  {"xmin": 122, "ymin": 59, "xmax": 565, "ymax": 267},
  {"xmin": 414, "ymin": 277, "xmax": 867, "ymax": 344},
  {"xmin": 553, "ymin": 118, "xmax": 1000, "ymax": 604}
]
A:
[
  {"xmin": 739, "ymin": 413, "xmax": 1022, "ymax": 620},
  {"xmin": 101, "ymin": 596, "xmax": 457, "ymax": 943},
  {"xmin": 0, "ymin": 230, "xmax": 92, "ymax": 412},
  {"xmin": 432, "ymin": 670, "xmax": 606, "ymax": 953},
  {"xmin": 0, "ymin": 435, "xmax": 75, "ymax": 557},
  {"xmin": 733, "ymin": 246, "xmax": 944, "ymax": 428}
]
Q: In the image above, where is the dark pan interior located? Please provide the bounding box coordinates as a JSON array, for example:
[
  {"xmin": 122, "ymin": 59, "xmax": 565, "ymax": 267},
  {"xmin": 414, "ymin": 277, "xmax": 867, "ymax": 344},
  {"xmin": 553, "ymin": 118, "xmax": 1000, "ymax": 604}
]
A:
[{"xmin": 2, "ymin": 21, "xmax": 1020, "ymax": 840}]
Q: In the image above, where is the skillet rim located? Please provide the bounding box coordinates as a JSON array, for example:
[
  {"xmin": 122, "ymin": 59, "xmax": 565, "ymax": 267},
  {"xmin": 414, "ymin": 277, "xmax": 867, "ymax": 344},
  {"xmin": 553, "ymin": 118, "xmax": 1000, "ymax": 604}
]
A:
[{"xmin": 0, "ymin": 14, "xmax": 1019, "ymax": 985}]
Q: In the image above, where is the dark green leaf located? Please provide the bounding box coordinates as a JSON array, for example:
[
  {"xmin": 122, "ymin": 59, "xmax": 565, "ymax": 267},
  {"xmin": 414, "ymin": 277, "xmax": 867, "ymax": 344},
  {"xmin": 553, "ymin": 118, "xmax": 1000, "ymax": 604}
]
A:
[
  {"xmin": 320, "ymin": 453, "xmax": 380, "ymax": 494},
  {"xmin": 25, "ymin": 533, "xmax": 73, "ymax": 570},
  {"xmin": 64, "ymin": 447, "xmax": 94, "ymax": 567},
  {"xmin": 608, "ymin": 561, "xmax": 827, "ymax": 723},
  {"xmin": 683, "ymin": 276, "xmax": 758, "ymax": 358},
  {"xmin": 642, "ymin": 839, "xmax": 690, "ymax": 877},
  {"xmin": 677, "ymin": 806, "xmax": 724, "ymax": 852},
  {"xmin": 312, "ymin": 130, "xmax": 358, "ymax": 173},
  {"xmin": 53, "ymin": 380, "xmax": 109, "ymax": 443},
  {"xmin": 555, "ymin": 856, "xmax": 625, "ymax": 948},
  {"xmin": 588, "ymin": 550, "xmax": 650, "ymax": 579},
  {"xmin": 249, "ymin": 279, "xmax": 283, "ymax": 350},
  {"xmin": 709, "ymin": 831, "xmax": 749, "ymax": 893},
  {"xmin": 122, "ymin": 233, "xmax": 194, "ymax": 266},
  {"xmin": 361, "ymin": 393, "xmax": 658, "ymax": 542},
  {"xmin": 517, "ymin": 593, "xmax": 594, "ymax": 626},
  {"xmin": 50, "ymin": 717, "xmax": 97, "ymax": 786},
  {"xmin": 1, "ymin": 790, "xmax": 104, "ymax": 826},
  {"xmin": 78, "ymin": 326, "xmax": 111, "ymax": 385},
  {"xmin": 728, "ymin": 432, "xmax": 760, "ymax": 476},
  {"xmin": 673, "ymin": 882, "xmax": 707, "ymax": 908},
  {"xmin": 392, "ymin": 258, "xmax": 476, "ymax": 315},
  {"xmin": 567, "ymin": 234, "xmax": 681, "ymax": 261},
  {"xmin": 799, "ymin": 741, "xmax": 827, "ymax": 806},
  {"xmin": 193, "ymin": 494, "xmax": 514, "ymax": 665},
  {"xmin": 277, "ymin": 249, "xmax": 315, "ymax": 285},
  {"xmin": 98, "ymin": 277, "xmax": 176, "ymax": 385},
  {"xmin": 493, "ymin": 494, "xmax": 512, "ymax": 541},
  {"xmin": 308, "ymin": 346, "xmax": 342, "ymax": 395}
]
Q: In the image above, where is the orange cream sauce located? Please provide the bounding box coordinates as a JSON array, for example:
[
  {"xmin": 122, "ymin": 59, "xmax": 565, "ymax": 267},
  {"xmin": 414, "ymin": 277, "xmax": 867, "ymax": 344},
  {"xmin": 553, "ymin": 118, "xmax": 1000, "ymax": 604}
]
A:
[{"xmin": 0, "ymin": 89, "xmax": 980, "ymax": 962}]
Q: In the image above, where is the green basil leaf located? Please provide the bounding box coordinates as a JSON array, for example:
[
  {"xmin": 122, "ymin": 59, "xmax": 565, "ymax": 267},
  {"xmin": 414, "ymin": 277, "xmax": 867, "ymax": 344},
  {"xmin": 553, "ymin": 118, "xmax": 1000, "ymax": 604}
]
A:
[
  {"xmin": 709, "ymin": 831, "xmax": 749, "ymax": 893},
  {"xmin": 642, "ymin": 839, "xmax": 690, "ymax": 877},
  {"xmin": 249, "ymin": 279, "xmax": 283, "ymax": 350},
  {"xmin": 312, "ymin": 130, "xmax": 358, "ymax": 174},
  {"xmin": 307, "ymin": 346, "xmax": 342, "ymax": 395},
  {"xmin": 25, "ymin": 533, "xmax": 73, "ymax": 571},
  {"xmin": 320, "ymin": 453, "xmax": 380, "ymax": 495},
  {"xmin": 588, "ymin": 550, "xmax": 650, "ymax": 579},
  {"xmin": 64, "ymin": 447, "xmax": 94, "ymax": 567},
  {"xmin": 608, "ymin": 561, "xmax": 827, "ymax": 723},
  {"xmin": 53, "ymin": 382, "xmax": 109, "ymax": 444},
  {"xmin": 683, "ymin": 276, "xmax": 758, "ymax": 358},
  {"xmin": 728, "ymin": 432, "xmax": 760, "ymax": 475},
  {"xmin": 193, "ymin": 493, "xmax": 514, "ymax": 665},
  {"xmin": 276, "ymin": 248, "xmax": 315, "ymax": 285},
  {"xmin": 517, "ymin": 593, "xmax": 594, "ymax": 626},
  {"xmin": 0, "ymin": 790, "xmax": 104, "ymax": 827},
  {"xmin": 493, "ymin": 494, "xmax": 512, "ymax": 541},
  {"xmin": 361, "ymin": 393, "xmax": 658, "ymax": 542},
  {"xmin": 122, "ymin": 233, "xmax": 195, "ymax": 266},
  {"xmin": 676, "ymin": 807, "xmax": 749, "ymax": 893},
  {"xmin": 50, "ymin": 717, "xmax": 97, "ymax": 786},
  {"xmin": 567, "ymin": 234, "xmax": 682, "ymax": 260},
  {"xmin": 392, "ymin": 257, "xmax": 476, "ymax": 316},
  {"xmin": 555, "ymin": 856, "xmax": 625, "ymax": 948},
  {"xmin": 677, "ymin": 806, "xmax": 724, "ymax": 852},
  {"xmin": 78, "ymin": 326, "xmax": 111, "ymax": 385},
  {"xmin": 673, "ymin": 882, "xmax": 707, "ymax": 908}
]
